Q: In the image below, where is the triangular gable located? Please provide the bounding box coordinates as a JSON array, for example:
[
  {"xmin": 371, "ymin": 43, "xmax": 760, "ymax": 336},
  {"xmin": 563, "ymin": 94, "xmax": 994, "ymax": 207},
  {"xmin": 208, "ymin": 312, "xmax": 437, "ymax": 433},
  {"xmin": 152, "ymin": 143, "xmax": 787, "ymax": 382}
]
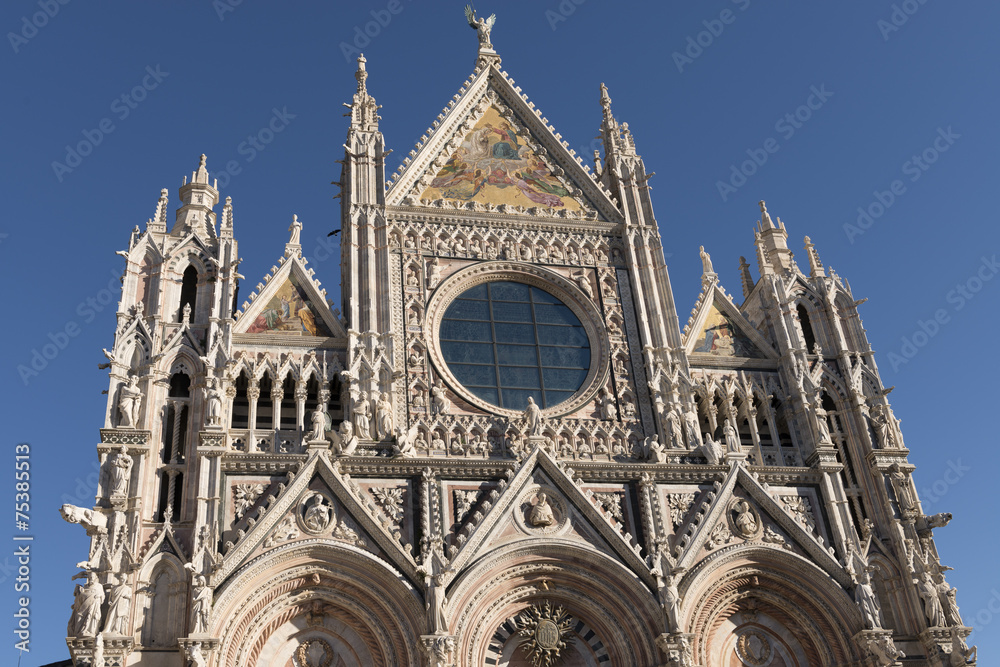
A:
[
  {"xmin": 233, "ymin": 254, "xmax": 345, "ymax": 340},
  {"xmin": 387, "ymin": 65, "xmax": 621, "ymax": 223},
  {"xmin": 444, "ymin": 447, "xmax": 652, "ymax": 587},
  {"xmin": 684, "ymin": 282, "xmax": 776, "ymax": 361},
  {"xmin": 675, "ymin": 464, "xmax": 850, "ymax": 588},
  {"xmin": 213, "ymin": 451, "xmax": 419, "ymax": 588}
]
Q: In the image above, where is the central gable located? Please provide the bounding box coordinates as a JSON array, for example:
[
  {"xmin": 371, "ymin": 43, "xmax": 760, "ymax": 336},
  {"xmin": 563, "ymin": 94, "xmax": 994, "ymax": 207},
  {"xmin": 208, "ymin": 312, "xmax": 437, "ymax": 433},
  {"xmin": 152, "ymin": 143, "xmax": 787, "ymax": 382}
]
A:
[
  {"xmin": 419, "ymin": 105, "xmax": 584, "ymax": 211},
  {"xmin": 387, "ymin": 66, "xmax": 621, "ymax": 223}
]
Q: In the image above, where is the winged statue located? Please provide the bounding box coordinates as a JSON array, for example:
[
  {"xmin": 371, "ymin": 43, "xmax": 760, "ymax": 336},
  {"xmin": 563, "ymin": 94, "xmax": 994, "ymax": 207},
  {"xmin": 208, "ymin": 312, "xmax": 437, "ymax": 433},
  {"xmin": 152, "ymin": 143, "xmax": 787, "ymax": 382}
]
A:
[{"xmin": 465, "ymin": 5, "xmax": 496, "ymax": 50}]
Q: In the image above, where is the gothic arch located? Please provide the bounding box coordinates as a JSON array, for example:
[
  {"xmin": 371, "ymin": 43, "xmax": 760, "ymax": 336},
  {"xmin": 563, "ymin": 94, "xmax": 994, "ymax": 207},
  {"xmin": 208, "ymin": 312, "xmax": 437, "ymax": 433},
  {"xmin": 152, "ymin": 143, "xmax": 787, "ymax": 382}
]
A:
[
  {"xmin": 136, "ymin": 551, "xmax": 187, "ymax": 648},
  {"xmin": 682, "ymin": 547, "xmax": 862, "ymax": 666},
  {"xmin": 211, "ymin": 542, "xmax": 423, "ymax": 667},
  {"xmin": 448, "ymin": 540, "xmax": 661, "ymax": 667}
]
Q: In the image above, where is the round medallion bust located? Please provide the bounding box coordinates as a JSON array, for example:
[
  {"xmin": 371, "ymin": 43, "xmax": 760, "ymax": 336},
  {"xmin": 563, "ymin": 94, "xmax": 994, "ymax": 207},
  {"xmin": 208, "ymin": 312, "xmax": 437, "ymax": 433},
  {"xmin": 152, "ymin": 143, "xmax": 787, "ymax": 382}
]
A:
[
  {"xmin": 514, "ymin": 486, "xmax": 570, "ymax": 536},
  {"xmin": 424, "ymin": 261, "xmax": 610, "ymax": 418}
]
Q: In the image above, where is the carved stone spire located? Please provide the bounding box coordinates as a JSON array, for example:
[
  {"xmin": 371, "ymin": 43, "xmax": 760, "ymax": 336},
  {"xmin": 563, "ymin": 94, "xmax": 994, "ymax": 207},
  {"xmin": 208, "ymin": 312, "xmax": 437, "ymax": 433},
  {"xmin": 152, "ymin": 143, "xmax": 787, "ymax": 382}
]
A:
[
  {"xmin": 599, "ymin": 83, "xmax": 621, "ymax": 157},
  {"xmin": 755, "ymin": 200, "xmax": 795, "ymax": 273},
  {"xmin": 220, "ymin": 196, "xmax": 234, "ymax": 239},
  {"xmin": 804, "ymin": 236, "xmax": 826, "ymax": 278},
  {"xmin": 149, "ymin": 188, "xmax": 169, "ymax": 233},
  {"xmin": 739, "ymin": 256, "xmax": 755, "ymax": 298},
  {"xmin": 349, "ymin": 55, "xmax": 380, "ymax": 131}
]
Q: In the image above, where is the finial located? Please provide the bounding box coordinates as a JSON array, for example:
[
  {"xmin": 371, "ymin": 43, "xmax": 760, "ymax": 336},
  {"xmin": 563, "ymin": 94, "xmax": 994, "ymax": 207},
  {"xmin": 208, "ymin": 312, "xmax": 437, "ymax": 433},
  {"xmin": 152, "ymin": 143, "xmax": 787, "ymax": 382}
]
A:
[
  {"xmin": 758, "ymin": 200, "xmax": 775, "ymax": 229},
  {"xmin": 355, "ymin": 55, "xmax": 368, "ymax": 94},
  {"xmin": 193, "ymin": 154, "xmax": 210, "ymax": 185}
]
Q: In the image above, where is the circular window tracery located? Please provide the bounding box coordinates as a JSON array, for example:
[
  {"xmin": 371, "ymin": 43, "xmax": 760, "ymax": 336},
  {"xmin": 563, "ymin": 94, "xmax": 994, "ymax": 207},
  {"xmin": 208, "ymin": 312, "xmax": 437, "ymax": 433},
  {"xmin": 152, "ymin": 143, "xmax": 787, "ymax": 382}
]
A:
[
  {"xmin": 440, "ymin": 281, "xmax": 590, "ymax": 411},
  {"xmin": 423, "ymin": 261, "xmax": 610, "ymax": 419}
]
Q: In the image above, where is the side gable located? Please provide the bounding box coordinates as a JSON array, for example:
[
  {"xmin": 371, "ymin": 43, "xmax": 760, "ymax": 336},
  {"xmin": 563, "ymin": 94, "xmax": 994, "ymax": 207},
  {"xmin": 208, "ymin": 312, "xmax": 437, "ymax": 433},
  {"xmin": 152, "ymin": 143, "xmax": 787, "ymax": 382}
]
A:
[
  {"xmin": 684, "ymin": 280, "xmax": 778, "ymax": 365},
  {"xmin": 233, "ymin": 253, "xmax": 346, "ymax": 343}
]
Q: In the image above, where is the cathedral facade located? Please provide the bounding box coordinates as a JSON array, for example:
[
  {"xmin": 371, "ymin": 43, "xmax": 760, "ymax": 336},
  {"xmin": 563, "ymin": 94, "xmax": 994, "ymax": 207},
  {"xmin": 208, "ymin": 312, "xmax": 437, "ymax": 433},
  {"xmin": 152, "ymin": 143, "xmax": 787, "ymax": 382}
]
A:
[{"xmin": 61, "ymin": 16, "xmax": 975, "ymax": 667}]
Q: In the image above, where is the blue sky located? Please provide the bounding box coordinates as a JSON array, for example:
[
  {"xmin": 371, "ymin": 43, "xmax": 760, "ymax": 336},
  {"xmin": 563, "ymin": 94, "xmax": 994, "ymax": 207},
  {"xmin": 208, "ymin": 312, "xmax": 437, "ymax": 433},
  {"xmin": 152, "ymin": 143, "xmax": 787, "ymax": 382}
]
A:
[{"xmin": 3, "ymin": 1, "xmax": 998, "ymax": 663}]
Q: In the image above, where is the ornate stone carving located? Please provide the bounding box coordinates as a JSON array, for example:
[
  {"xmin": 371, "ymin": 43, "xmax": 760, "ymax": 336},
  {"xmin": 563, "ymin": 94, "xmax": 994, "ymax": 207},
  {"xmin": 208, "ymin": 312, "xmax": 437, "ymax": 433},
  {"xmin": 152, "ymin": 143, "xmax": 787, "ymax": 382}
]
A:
[
  {"xmin": 454, "ymin": 489, "xmax": 480, "ymax": 523},
  {"xmin": 371, "ymin": 487, "xmax": 405, "ymax": 524},
  {"xmin": 232, "ymin": 483, "xmax": 265, "ymax": 520},
  {"xmin": 593, "ymin": 492, "xmax": 623, "ymax": 522},
  {"xmin": 103, "ymin": 573, "xmax": 132, "ymax": 635},
  {"xmin": 105, "ymin": 444, "xmax": 133, "ymax": 499},
  {"xmin": 705, "ymin": 522, "xmax": 732, "ymax": 550},
  {"xmin": 515, "ymin": 602, "xmax": 573, "ymax": 667},
  {"xmin": 730, "ymin": 499, "xmax": 761, "ymax": 539},
  {"xmin": 529, "ymin": 492, "xmax": 555, "ymax": 527},
  {"xmin": 780, "ymin": 495, "xmax": 817, "ymax": 533},
  {"xmin": 294, "ymin": 638, "xmax": 335, "ymax": 667},
  {"xmin": 857, "ymin": 629, "xmax": 905, "ymax": 666},
  {"xmin": 735, "ymin": 630, "xmax": 772, "ymax": 666},
  {"xmin": 263, "ymin": 515, "xmax": 299, "ymax": 548},
  {"xmin": 665, "ymin": 493, "xmax": 695, "ymax": 528}
]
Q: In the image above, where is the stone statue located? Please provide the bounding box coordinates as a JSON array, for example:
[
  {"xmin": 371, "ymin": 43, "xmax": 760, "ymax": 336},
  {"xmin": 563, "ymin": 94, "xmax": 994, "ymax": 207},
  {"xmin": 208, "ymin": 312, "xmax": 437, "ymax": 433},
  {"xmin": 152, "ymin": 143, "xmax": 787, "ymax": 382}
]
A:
[
  {"xmin": 118, "ymin": 375, "xmax": 142, "ymax": 428},
  {"xmin": 303, "ymin": 494, "xmax": 332, "ymax": 532},
  {"xmin": 354, "ymin": 392, "xmax": 372, "ymax": 440},
  {"xmin": 288, "ymin": 214, "xmax": 302, "ymax": 245},
  {"xmin": 529, "ymin": 492, "xmax": 555, "ymax": 527},
  {"xmin": 917, "ymin": 572, "xmax": 947, "ymax": 627},
  {"xmin": 815, "ymin": 406, "xmax": 833, "ymax": 444},
  {"xmin": 182, "ymin": 302, "xmax": 192, "ymax": 326},
  {"xmin": 523, "ymin": 396, "xmax": 543, "ymax": 436},
  {"xmin": 337, "ymin": 420, "xmax": 358, "ymax": 456},
  {"xmin": 699, "ymin": 245, "xmax": 714, "ymax": 275},
  {"xmin": 658, "ymin": 570, "xmax": 681, "ymax": 630},
  {"xmin": 426, "ymin": 572, "xmax": 449, "ymax": 635},
  {"xmin": 854, "ymin": 566, "xmax": 883, "ymax": 629},
  {"xmin": 427, "ymin": 257, "xmax": 441, "ymax": 289},
  {"xmin": 697, "ymin": 434, "xmax": 723, "ymax": 465},
  {"xmin": 186, "ymin": 641, "xmax": 207, "ymax": 667},
  {"xmin": 190, "ymin": 574, "xmax": 212, "ymax": 634},
  {"xmin": 865, "ymin": 634, "xmax": 905, "ymax": 667},
  {"xmin": 393, "ymin": 425, "xmax": 418, "ymax": 458},
  {"xmin": 648, "ymin": 434, "xmax": 667, "ymax": 463},
  {"xmin": 375, "ymin": 391, "xmax": 393, "ymax": 440},
  {"xmin": 599, "ymin": 391, "xmax": 617, "ymax": 421},
  {"xmin": 685, "ymin": 411, "xmax": 701, "ymax": 449},
  {"xmin": 310, "ymin": 405, "xmax": 327, "ymax": 442},
  {"xmin": 667, "ymin": 408, "xmax": 684, "ymax": 449},
  {"xmin": 949, "ymin": 626, "xmax": 976, "ymax": 666},
  {"xmin": 465, "ymin": 5, "xmax": 496, "ymax": 50},
  {"xmin": 941, "ymin": 584, "xmax": 963, "ymax": 626},
  {"xmin": 104, "ymin": 573, "xmax": 132, "ymax": 635},
  {"xmin": 431, "ymin": 385, "xmax": 450, "ymax": 415},
  {"xmin": 574, "ymin": 272, "xmax": 593, "ymax": 298},
  {"xmin": 106, "ymin": 444, "xmax": 132, "ymax": 498},
  {"xmin": 69, "ymin": 574, "xmax": 104, "ymax": 637},
  {"xmin": 60, "ymin": 504, "xmax": 108, "ymax": 534},
  {"xmin": 205, "ymin": 377, "xmax": 223, "ymax": 427},
  {"xmin": 870, "ymin": 403, "xmax": 895, "ymax": 448},
  {"xmin": 888, "ymin": 464, "xmax": 918, "ymax": 514},
  {"xmin": 723, "ymin": 420, "xmax": 740, "ymax": 453}
]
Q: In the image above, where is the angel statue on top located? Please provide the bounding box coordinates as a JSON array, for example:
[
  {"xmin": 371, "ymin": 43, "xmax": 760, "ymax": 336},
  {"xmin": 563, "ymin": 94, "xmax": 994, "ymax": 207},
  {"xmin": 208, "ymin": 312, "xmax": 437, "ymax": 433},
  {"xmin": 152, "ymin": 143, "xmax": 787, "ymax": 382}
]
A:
[{"xmin": 465, "ymin": 5, "xmax": 496, "ymax": 50}]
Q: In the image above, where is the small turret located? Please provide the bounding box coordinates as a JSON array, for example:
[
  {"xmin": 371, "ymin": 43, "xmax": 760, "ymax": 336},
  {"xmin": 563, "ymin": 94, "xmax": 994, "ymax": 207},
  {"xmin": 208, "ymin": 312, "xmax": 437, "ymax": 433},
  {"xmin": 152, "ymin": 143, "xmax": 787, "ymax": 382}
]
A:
[
  {"xmin": 755, "ymin": 200, "xmax": 795, "ymax": 273},
  {"xmin": 172, "ymin": 155, "xmax": 219, "ymax": 241}
]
